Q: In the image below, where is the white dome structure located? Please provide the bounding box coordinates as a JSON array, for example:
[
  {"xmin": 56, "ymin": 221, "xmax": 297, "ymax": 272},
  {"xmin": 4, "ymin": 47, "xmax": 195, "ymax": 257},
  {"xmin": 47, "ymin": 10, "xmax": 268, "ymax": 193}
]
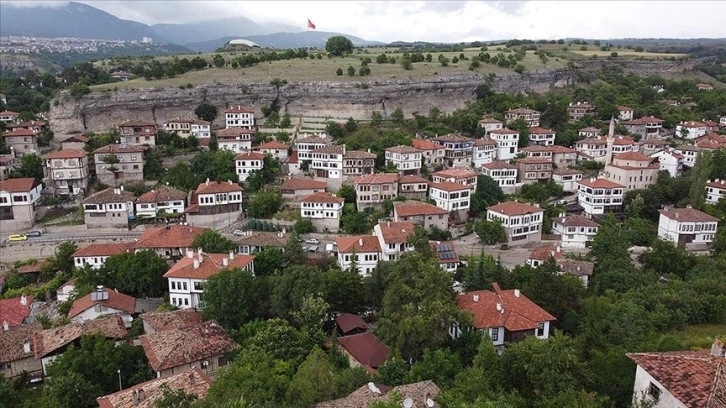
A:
[{"xmin": 226, "ymin": 39, "xmax": 260, "ymax": 48}]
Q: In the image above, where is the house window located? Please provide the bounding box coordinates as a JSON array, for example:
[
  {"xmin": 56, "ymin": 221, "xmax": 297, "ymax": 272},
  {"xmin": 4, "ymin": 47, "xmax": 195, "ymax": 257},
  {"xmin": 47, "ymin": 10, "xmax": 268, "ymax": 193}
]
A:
[
  {"xmin": 490, "ymin": 328, "xmax": 499, "ymax": 342},
  {"xmin": 536, "ymin": 322, "xmax": 545, "ymax": 337},
  {"xmin": 648, "ymin": 382, "xmax": 661, "ymax": 400}
]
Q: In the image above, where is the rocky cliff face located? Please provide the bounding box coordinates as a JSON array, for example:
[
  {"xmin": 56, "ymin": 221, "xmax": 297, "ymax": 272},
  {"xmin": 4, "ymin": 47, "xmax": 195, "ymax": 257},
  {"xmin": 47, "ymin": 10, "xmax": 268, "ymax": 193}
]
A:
[{"xmin": 49, "ymin": 70, "xmax": 577, "ymax": 135}]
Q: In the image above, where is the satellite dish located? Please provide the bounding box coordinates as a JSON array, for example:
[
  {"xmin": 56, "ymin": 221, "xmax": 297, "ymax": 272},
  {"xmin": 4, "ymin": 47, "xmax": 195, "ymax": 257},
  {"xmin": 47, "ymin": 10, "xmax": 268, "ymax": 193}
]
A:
[
  {"xmin": 403, "ymin": 397, "xmax": 414, "ymax": 408},
  {"xmin": 426, "ymin": 397, "xmax": 435, "ymax": 407}
]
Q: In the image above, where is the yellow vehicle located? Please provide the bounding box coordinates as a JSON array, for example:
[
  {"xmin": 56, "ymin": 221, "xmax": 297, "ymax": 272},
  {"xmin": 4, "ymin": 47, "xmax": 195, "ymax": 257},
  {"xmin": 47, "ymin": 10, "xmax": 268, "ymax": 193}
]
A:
[{"xmin": 8, "ymin": 234, "xmax": 27, "ymax": 242}]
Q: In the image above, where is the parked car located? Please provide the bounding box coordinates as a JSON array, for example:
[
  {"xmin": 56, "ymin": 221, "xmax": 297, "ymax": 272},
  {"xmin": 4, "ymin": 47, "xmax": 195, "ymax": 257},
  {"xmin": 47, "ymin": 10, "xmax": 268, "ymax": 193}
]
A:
[
  {"xmin": 8, "ymin": 234, "xmax": 27, "ymax": 242},
  {"xmin": 233, "ymin": 229, "xmax": 244, "ymax": 236},
  {"xmin": 27, "ymin": 230, "xmax": 42, "ymax": 237},
  {"xmin": 305, "ymin": 238, "xmax": 319, "ymax": 244}
]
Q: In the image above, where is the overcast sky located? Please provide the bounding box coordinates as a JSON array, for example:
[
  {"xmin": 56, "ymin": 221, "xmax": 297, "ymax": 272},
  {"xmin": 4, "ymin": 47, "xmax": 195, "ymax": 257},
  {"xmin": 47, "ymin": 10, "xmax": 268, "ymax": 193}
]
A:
[{"xmin": 9, "ymin": 1, "xmax": 726, "ymax": 42}]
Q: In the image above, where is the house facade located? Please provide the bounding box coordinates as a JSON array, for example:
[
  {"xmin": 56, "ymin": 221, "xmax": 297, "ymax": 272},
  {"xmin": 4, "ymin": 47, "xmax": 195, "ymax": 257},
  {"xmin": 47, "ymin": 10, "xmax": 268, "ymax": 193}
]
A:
[
  {"xmin": 233, "ymin": 231, "xmax": 287, "ymax": 255},
  {"xmin": 67, "ymin": 286, "xmax": 136, "ymax": 327},
  {"xmin": 163, "ymin": 118, "xmax": 210, "ymax": 138},
  {"xmin": 433, "ymin": 134, "xmax": 474, "ymax": 168},
  {"xmin": 0, "ymin": 178, "xmax": 42, "ymax": 230},
  {"xmin": 603, "ymin": 152, "xmax": 659, "ymax": 191},
  {"xmin": 256, "ymin": 140, "xmax": 289, "ymax": 161},
  {"xmin": 622, "ymin": 116, "xmax": 664, "ymax": 139},
  {"xmin": 472, "ymin": 138, "xmax": 497, "ymax": 168},
  {"xmin": 649, "ymin": 148, "xmax": 684, "ymax": 178},
  {"xmin": 486, "ymin": 201, "xmax": 544, "ymax": 245},
  {"xmin": 675, "ymin": 120, "xmax": 708, "ymax": 139},
  {"xmin": 300, "ymin": 191, "xmax": 344, "ymax": 232},
  {"xmin": 373, "ymin": 221, "xmax": 415, "ymax": 262},
  {"xmin": 134, "ymin": 225, "xmax": 207, "ymax": 260},
  {"xmin": 617, "ymin": 106, "xmax": 634, "ymax": 121},
  {"xmin": 706, "ymin": 179, "xmax": 726, "ymax": 205},
  {"xmin": 335, "ymin": 236, "xmax": 381, "ymax": 276},
  {"xmin": 384, "ymin": 145, "xmax": 422, "ymax": 175},
  {"xmin": 342, "ymin": 150, "xmax": 376, "ymax": 179},
  {"xmin": 164, "ymin": 249, "xmax": 255, "ymax": 309},
  {"xmin": 429, "ymin": 182, "xmax": 471, "ymax": 221},
  {"xmin": 82, "ymin": 187, "xmax": 136, "ymax": 229},
  {"xmin": 225, "ymin": 106, "xmax": 255, "ymax": 129},
  {"xmin": 354, "ymin": 173, "xmax": 399, "ymax": 210},
  {"xmin": 216, "ymin": 128, "xmax": 253, "ymax": 153},
  {"xmin": 551, "ymin": 168, "xmax": 583, "ymax": 193},
  {"xmin": 44, "ymin": 149, "xmax": 89, "ymax": 196},
  {"xmin": 578, "ymin": 127, "xmax": 601, "ymax": 138},
  {"xmin": 575, "ymin": 138, "xmax": 607, "ymax": 163},
  {"xmin": 309, "ymin": 145, "xmax": 345, "ymax": 182},
  {"xmin": 3, "ymin": 128, "xmax": 38, "ymax": 157},
  {"xmin": 72, "ymin": 242, "xmax": 133, "ymax": 270},
  {"xmin": 514, "ymin": 157, "xmax": 553, "ymax": 184},
  {"xmin": 527, "ymin": 127, "xmax": 556, "ymax": 146},
  {"xmin": 411, "ymin": 138, "xmax": 446, "ymax": 168},
  {"xmin": 296, "ymin": 135, "xmax": 333, "ymax": 164},
  {"xmin": 551, "ymin": 214, "xmax": 599, "ymax": 249},
  {"xmin": 93, "ymin": 144, "xmax": 146, "ymax": 186},
  {"xmin": 397, "ymin": 175, "xmax": 429, "ymax": 201},
  {"xmin": 135, "ymin": 185, "xmax": 187, "ymax": 218},
  {"xmin": 658, "ymin": 206, "xmax": 719, "ymax": 247},
  {"xmin": 235, "ymin": 151, "xmax": 265, "ymax": 182},
  {"xmin": 117, "ymin": 120, "xmax": 157, "ymax": 147},
  {"xmin": 489, "ymin": 129, "xmax": 520, "ymax": 161},
  {"xmin": 0, "ymin": 323, "xmax": 43, "ymax": 380},
  {"xmin": 432, "ymin": 168, "xmax": 478, "ymax": 190},
  {"xmin": 577, "ymin": 178, "xmax": 625, "ymax": 216},
  {"xmin": 481, "ymin": 161, "xmax": 518, "ymax": 194},
  {"xmin": 393, "ymin": 200, "xmax": 449, "ymax": 231},
  {"xmin": 280, "ymin": 177, "xmax": 327, "ymax": 205},
  {"xmin": 505, "ymin": 108, "xmax": 540, "ymax": 127},
  {"xmin": 186, "ymin": 180, "xmax": 243, "ymax": 218},
  {"xmin": 567, "ymin": 101, "xmax": 596, "ymax": 121},
  {"xmin": 477, "ymin": 118, "xmax": 504, "ymax": 134}
]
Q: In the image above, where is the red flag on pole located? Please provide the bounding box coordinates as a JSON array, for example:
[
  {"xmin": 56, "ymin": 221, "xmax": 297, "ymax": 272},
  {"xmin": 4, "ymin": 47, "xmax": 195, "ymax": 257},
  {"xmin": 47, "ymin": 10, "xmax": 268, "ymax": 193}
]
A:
[{"xmin": 307, "ymin": 19, "xmax": 316, "ymax": 30}]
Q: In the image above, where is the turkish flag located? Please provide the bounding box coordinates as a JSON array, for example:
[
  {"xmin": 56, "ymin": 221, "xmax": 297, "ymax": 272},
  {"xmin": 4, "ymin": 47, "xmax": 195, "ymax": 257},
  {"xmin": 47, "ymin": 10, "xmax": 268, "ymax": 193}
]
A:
[{"xmin": 307, "ymin": 19, "xmax": 316, "ymax": 29}]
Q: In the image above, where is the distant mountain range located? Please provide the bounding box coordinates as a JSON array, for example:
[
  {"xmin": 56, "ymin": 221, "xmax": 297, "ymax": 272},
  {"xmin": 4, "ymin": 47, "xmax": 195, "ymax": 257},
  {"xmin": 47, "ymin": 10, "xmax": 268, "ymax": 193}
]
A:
[{"xmin": 0, "ymin": 1, "xmax": 383, "ymax": 51}]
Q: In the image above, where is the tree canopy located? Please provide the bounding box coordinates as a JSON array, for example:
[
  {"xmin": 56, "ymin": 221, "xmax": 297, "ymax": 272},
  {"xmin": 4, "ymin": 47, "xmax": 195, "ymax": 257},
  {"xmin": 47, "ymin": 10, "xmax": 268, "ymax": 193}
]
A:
[{"xmin": 325, "ymin": 36, "xmax": 354, "ymax": 56}]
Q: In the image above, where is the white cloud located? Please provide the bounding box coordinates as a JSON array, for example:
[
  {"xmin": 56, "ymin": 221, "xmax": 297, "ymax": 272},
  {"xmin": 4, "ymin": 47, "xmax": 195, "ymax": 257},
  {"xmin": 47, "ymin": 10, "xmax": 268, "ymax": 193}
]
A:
[{"xmin": 8, "ymin": 1, "xmax": 726, "ymax": 41}]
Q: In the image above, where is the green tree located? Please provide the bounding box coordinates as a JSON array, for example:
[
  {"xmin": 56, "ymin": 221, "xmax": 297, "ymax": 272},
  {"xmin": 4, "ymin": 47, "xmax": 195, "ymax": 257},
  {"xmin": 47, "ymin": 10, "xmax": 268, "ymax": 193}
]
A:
[
  {"xmin": 336, "ymin": 67, "xmax": 343, "ymax": 76},
  {"xmin": 247, "ymin": 190, "xmax": 282, "ymax": 219},
  {"xmin": 253, "ymin": 247, "xmax": 285, "ymax": 277},
  {"xmin": 286, "ymin": 347, "xmax": 337, "ymax": 406},
  {"xmin": 347, "ymin": 65, "xmax": 356, "ymax": 76},
  {"xmin": 154, "ymin": 384, "xmax": 199, "ymax": 408},
  {"xmin": 270, "ymin": 265, "xmax": 324, "ymax": 319},
  {"xmin": 406, "ymin": 348, "xmax": 462, "ymax": 389},
  {"xmin": 54, "ymin": 241, "xmax": 78, "ymax": 274},
  {"xmin": 325, "ymin": 36, "xmax": 354, "ymax": 56},
  {"xmin": 337, "ymin": 184, "xmax": 357, "ymax": 205},
  {"xmin": 471, "ymin": 175, "xmax": 506, "ymax": 216},
  {"xmin": 407, "ymin": 225, "xmax": 433, "ymax": 259},
  {"xmin": 213, "ymin": 54, "xmax": 225, "ymax": 68},
  {"xmin": 191, "ymin": 230, "xmax": 235, "ymax": 253},
  {"xmin": 195, "ymin": 103, "xmax": 218, "ymax": 122},
  {"xmin": 10, "ymin": 153, "xmax": 43, "ymax": 179},
  {"xmin": 392, "ymin": 107, "xmax": 405, "ymax": 124},
  {"xmin": 69, "ymin": 81, "xmax": 91, "ymax": 99},
  {"xmin": 202, "ymin": 268, "xmax": 266, "ymax": 330},
  {"xmin": 689, "ymin": 150, "xmax": 713, "ymax": 209},
  {"xmin": 163, "ymin": 161, "xmax": 199, "ymax": 191},
  {"xmin": 143, "ymin": 149, "xmax": 164, "ymax": 180},
  {"xmin": 239, "ymin": 319, "xmax": 312, "ymax": 365},
  {"xmin": 400, "ymin": 55, "xmax": 413, "ymax": 70},
  {"xmin": 284, "ymin": 232, "xmax": 305, "ymax": 266},
  {"xmin": 322, "ymin": 267, "xmax": 365, "ymax": 313},
  {"xmin": 474, "ymin": 219, "xmax": 508, "ymax": 245},
  {"xmin": 376, "ymin": 53, "xmax": 388, "ymax": 64},
  {"xmin": 293, "ymin": 218, "xmax": 315, "ymax": 234},
  {"xmin": 76, "ymin": 250, "xmax": 169, "ymax": 297},
  {"xmin": 376, "ymin": 253, "xmax": 470, "ymax": 360}
]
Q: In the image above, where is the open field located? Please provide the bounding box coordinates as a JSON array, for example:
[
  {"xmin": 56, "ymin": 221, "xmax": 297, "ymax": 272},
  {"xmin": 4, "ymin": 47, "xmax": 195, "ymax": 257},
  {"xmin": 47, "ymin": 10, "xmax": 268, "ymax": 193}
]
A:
[
  {"xmin": 535, "ymin": 43, "xmax": 689, "ymax": 59},
  {"xmin": 91, "ymin": 49, "xmax": 567, "ymax": 91},
  {"xmin": 671, "ymin": 324, "xmax": 726, "ymax": 350}
]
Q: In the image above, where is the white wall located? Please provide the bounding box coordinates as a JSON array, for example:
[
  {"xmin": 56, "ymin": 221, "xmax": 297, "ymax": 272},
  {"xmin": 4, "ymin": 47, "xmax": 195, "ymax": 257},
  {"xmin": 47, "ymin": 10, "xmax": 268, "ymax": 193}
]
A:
[{"xmin": 631, "ymin": 365, "xmax": 687, "ymax": 408}]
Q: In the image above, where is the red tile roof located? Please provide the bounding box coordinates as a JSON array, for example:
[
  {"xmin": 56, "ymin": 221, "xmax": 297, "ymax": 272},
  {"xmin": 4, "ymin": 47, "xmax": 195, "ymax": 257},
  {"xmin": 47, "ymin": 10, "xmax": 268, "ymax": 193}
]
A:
[
  {"xmin": 431, "ymin": 241, "xmax": 459, "ymax": 264},
  {"xmin": 300, "ymin": 191, "xmax": 344, "ymax": 204},
  {"xmin": 235, "ymin": 151, "xmax": 266, "ymax": 160},
  {"xmin": 613, "ymin": 151, "xmax": 652, "ymax": 162},
  {"xmin": 625, "ymin": 116, "xmax": 664, "ymax": 125},
  {"xmin": 139, "ymin": 320, "xmax": 237, "ymax": 371},
  {"xmin": 557, "ymin": 259, "xmax": 594, "ymax": 277},
  {"xmin": 577, "ymin": 178, "xmax": 625, "ymax": 189},
  {"xmin": 68, "ymin": 288, "xmax": 136, "ymax": 319},
  {"xmin": 345, "ymin": 150, "xmax": 377, "ymax": 160},
  {"xmin": 579, "ymin": 127, "xmax": 602, "ymax": 133},
  {"xmin": 33, "ymin": 315, "xmax": 127, "ymax": 359},
  {"xmin": 97, "ymin": 367, "xmax": 212, "ymax": 408},
  {"xmin": 549, "ymin": 145, "xmax": 576, "ymax": 154},
  {"xmin": 136, "ymin": 185, "xmax": 187, "ymax": 204},
  {"xmin": 354, "ymin": 173, "xmax": 399, "ymax": 184},
  {"xmin": 432, "ymin": 168, "xmax": 478, "ymax": 179},
  {"xmin": 679, "ymin": 120, "xmax": 707, "ymax": 128},
  {"xmin": 93, "ymin": 144, "xmax": 147, "ymax": 154},
  {"xmin": 335, "ymin": 313, "xmax": 367, "ymax": 335},
  {"xmin": 483, "ymin": 160, "xmax": 517, "ymax": 170},
  {"xmin": 552, "ymin": 168, "xmax": 582, "ymax": 176},
  {"xmin": 256, "ymin": 140, "xmax": 289, "ymax": 150},
  {"xmin": 0, "ymin": 110, "xmax": 18, "ymax": 116},
  {"xmin": 0, "ymin": 177, "xmax": 40, "ymax": 193},
  {"xmin": 527, "ymin": 127, "xmax": 555, "ymax": 134},
  {"xmin": 506, "ymin": 108, "xmax": 540, "ymax": 115},
  {"xmin": 164, "ymin": 252, "xmax": 254, "ymax": 279},
  {"xmin": 433, "ymin": 134, "xmax": 474, "ymax": 143},
  {"xmin": 617, "ymin": 106, "xmax": 633, "ymax": 111},
  {"xmin": 376, "ymin": 221, "xmax": 415, "ymax": 244},
  {"xmin": 17, "ymin": 260, "xmax": 48, "ymax": 274},
  {"xmin": 398, "ymin": 175, "xmax": 428, "ymax": 184},
  {"xmin": 314, "ymin": 145, "xmax": 345, "ymax": 155},
  {"xmin": 83, "ymin": 187, "xmax": 136, "ymax": 205},
  {"xmin": 0, "ymin": 296, "xmax": 33, "ymax": 327},
  {"xmin": 457, "ymin": 283, "xmax": 555, "ymax": 332},
  {"xmin": 487, "ymin": 201, "xmax": 543, "ymax": 216},
  {"xmin": 3, "ymin": 128, "xmax": 37, "ymax": 137},
  {"xmin": 216, "ymin": 128, "xmax": 254, "ymax": 137},
  {"xmin": 613, "ymin": 136, "xmax": 637, "ymax": 146},
  {"xmin": 394, "ymin": 201, "xmax": 448, "ymax": 217},
  {"xmin": 336, "ymin": 236, "xmax": 381, "ymax": 253},
  {"xmin": 552, "ymin": 214, "xmax": 599, "ymax": 228},
  {"xmin": 0, "ymin": 323, "xmax": 42, "ymax": 364},
  {"xmin": 287, "ymin": 149, "xmax": 299, "ymax": 164},
  {"xmin": 627, "ymin": 351, "xmax": 725, "ymax": 408},
  {"xmin": 529, "ymin": 246, "xmax": 564, "ymax": 262},
  {"xmin": 411, "ymin": 139, "xmax": 445, "ymax": 151},
  {"xmin": 296, "ymin": 135, "xmax": 333, "ymax": 144},
  {"xmin": 225, "ymin": 105, "xmax": 254, "ymax": 113},
  {"xmin": 490, "ymin": 129, "xmax": 519, "ymax": 135},
  {"xmin": 660, "ymin": 207, "xmax": 719, "ymax": 223},
  {"xmin": 194, "ymin": 180, "xmax": 243, "ymax": 195},
  {"xmin": 134, "ymin": 225, "xmax": 207, "ymax": 249},
  {"xmin": 473, "ymin": 138, "xmax": 497, "ymax": 146},
  {"xmin": 280, "ymin": 177, "xmax": 327, "ymax": 191},
  {"xmin": 44, "ymin": 149, "xmax": 86, "ymax": 159},
  {"xmin": 139, "ymin": 309, "xmax": 203, "ymax": 333},
  {"xmin": 515, "ymin": 157, "xmax": 553, "ymax": 165},
  {"xmin": 385, "ymin": 145, "xmax": 421, "ymax": 154},
  {"xmin": 707, "ymin": 180, "xmax": 726, "ymax": 189},
  {"xmin": 337, "ymin": 332, "xmax": 390, "ymax": 368},
  {"xmin": 429, "ymin": 181, "xmax": 470, "ymax": 192},
  {"xmin": 478, "ymin": 118, "xmax": 502, "ymax": 123}
]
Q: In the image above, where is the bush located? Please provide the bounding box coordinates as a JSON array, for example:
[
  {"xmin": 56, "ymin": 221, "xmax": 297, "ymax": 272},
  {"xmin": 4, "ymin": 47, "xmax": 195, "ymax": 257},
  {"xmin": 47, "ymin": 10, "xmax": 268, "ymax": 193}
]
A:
[
  {"xmin": 293, "ymin": 219, "xmax": 315, "ymax": 234},
  {"xmin": 347, "ymin": 66, "xmax": 356, "ymax": 76},
  {"xmin": 610, "ymin": 51, "xmax": 619, "ymax": 57},
  {"xmin": 336, "ymin": 67, "xmax": 343, "ymax": 76}
]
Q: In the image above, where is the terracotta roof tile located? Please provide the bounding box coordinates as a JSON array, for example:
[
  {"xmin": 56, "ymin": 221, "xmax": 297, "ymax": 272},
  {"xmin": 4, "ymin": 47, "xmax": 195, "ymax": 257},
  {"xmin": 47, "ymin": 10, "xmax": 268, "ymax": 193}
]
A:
[
  {"xmin": 136, "ymin": 186, "xmax": 187, "ymax": 204},
  {"xmin": 97, "ymin": 367, "xmax": 212, "ymax": 408},
  {"xmin": 33, "ymin": 315, "xmax": 128, "ymax": 359},
  {"xmin": 398, "ymin": 175, "xmax": 429, "ymax": 184},
  {"xmin": 234, "ymin": 151, "xmax": 266, "ymax": 161},
  {"xmin": 335, "ymin": 313, "xmax": 367, "ymax": 335},
  {"xmin": 94, "ymin": 144, "xmax": 147, "ymax": 154},
  {"xmin": 296, "ymin": 135, "xmax": 333, "ymax": 144},
  {"xmin": 256, "ymin": 140, "xmax": 289, "ymax": 150},
  {"xmin": 552, "ymin": 215, "xmax": 599, "ymax": 228},
  {"xmin": 0, "ymin": 296, "xmax": 33, "ymax": 327},
  {"xmin": 139, "ymin": 310, "xmax": 203, "ymax": 333},
  {"xmin": 433, "ymin": 134, "xmax": 474, "ymax": 143},
  {"xmin": 17, "ymin": 260, "xmax": 48, "ymax": 274},
  {"xmin": 557, "ymin": 259, "xmax": 594, "ymax": 277},
  {"xmin": 376, "ymin": 221, "xmax": 415, "ymax": 244},
  {"xmin": 44, "ymin": 149, "xmax": 86, "ymax": 159},
  {"xmin": 624, "ymin": 116, "xmax": 664, "ymax": 125},
  {"xmin": 280, "ymin": 177, "xmax": 327, "ymax": 191},
  {"xmin": 614, "ymin": 151, "xmax": 651, "ymax": 162},
  {"xmin": 0, "ymin": 322, "xmax": 42, "ymax": 364},
  {"xmin": 579, "ymin": 127, "xmax": 602, "ymax": 133},
  {"xmin": 552, "ymin": 168, "xmax": 582, "ymax": 176},
  {"xmin": 707, "ymin": 180, "xmax": 726, "ymax": 189},
  {"xmin": 429, "ymin": 181, "xmax": 470, "ymax": 192},
  {"xmin": 660, "ymin": 207, "xmax": 719, "ymax": 223},
  {"xmin": 61, "ymin": 135, "xmax": 89, "ymax": 143},
  {"xmin": 336, "ymin": 236, "xmax": 381, "ymax": 253},
  {"xmin": 354, "ymin": 173, "xmax": 399, "ymax": 184},
  {"xmin": 487, "ymin": 201, "xmax": 544, "ymax": 216},
  {"xmin": 431, "ymin": 241, "xmax": 459, "ymax": 264},
  {"xmin": 301, "ymin": 191, "xmax": 344, "ymax": 204},
  {"xmin": 473, "ymin": 137, "xmax": 497, "ymax": 146},
  {"xmin": 0, "ymin": 110, "xmax": 18, "ymax": 116},
  {"xmin": 216, "ymin": 128, "xmax": 254, "ymax": 137},
  {"xmin": 3, "ymin": 128, "xmax": 38, "ymax": 137},
  {"xmin": 134, "ymin": 226, "xmax": 207, "ymax": 249},
  {"xmin": 506, "ymin": 108, "xmax": 540, "ymax": 115},
  {"xmin": 613, "ymin": 136, "xmax": 637, "ymax": 146},
  {"xmin": 457, "ymin": 283, "xmax": 555, "ymax": 332},
  {"xmin": 627, "ymin": 351, "xmax": 725, "ymax": 408},
  {"xmin": 139, "ymin": 320, "xmax": 237, "ymax": 372},
  {"xmin": 0, "ymin": 177, "xmax": 41, "ymax": 193},
  {"xmin": 527, "ymin": 127, "xmax": 556, "ymax": 134},
  {"xmin": 313, "ymin": 145, "xmax": 345, "ymax": 155},
  {"xmin": 337, "ymin": 332, "xmax": 390, "ymax": 368},
  {"xmin": 194, "ymin": 180, "xmax": 243, "ymax": 195},
  {"xmin": 67, "ymin": 288, "xmax": 136, "ymax": 319},
  {"xmin": 432, "ymin": 168, "xmax": 478, "ymax": 179},
  {"xmin": 478, "ymin": 118, "xmax": 502, "ymax": 123},
  {"xmin": 394, "ymin": 201, "xmax": 448, "ymax": 217},
  {"xmin": 549, "ymin": 145, "xmax": 576, "ymax": 154},
  {"xmin": 411, "ymin": 139, "xmax": 445, "ymax": 151},
  {"xmin": 83, "ymin": 188, "xmax": 136, "ymax": 205},
  {"xmin": 316, "ymin": 381, "xmax": 440, "ymax": 408},
  {"xmin": 490, "ymin": 129, "xmax": 520, "ymax": 135},
  {"xmin": 483, "ymin": 160, "xmax": 517, "ymax": 170},
  {"xmin": 286, "ymin": 149, "xmax": 299, "ymax": 164},
  {"xmin": 515, "ymin": 157, "xmax": 553, "ymax": 165},
  {"xmin": 529, "ymin": 246, "xmax": 564, "ymax": 261},
  {"xmin": 385, "ymin": 145, "xmax": 421, "ymax": 154},
  {"xmin": 345, "ymin": 150, "xmax": 377, "ymax": 160},
  {"xmin": 578, "ymin": 178, "xmax": 625, "ymax": 189},
  {"xmin": 233, "ymin": 231, "xmax": 287, "ymax": 248},
  {"xmin": 164, "ymin": 252, "xmax": 254, "ymax": 279}
]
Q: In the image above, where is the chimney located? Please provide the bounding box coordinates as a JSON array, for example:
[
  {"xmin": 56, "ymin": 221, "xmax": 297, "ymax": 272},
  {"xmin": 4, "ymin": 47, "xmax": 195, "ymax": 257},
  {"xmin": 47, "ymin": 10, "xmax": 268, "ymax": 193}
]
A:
[
  {"xmin": 686, "ymin": 204, "xmax": 692, "ymax": 209},
  {"xmin": 514, "ymin": 289, "xmax": 520, "ymax": 298},
  {"xmin": 205, "ymin": 178, "xmax": 210, "ymax": 186},
  {"xmin": 132, "ymin": 390, "xmax": 139, "ymax": 406},
  {"xmin": 358, "ymin": 238, "xmax": 363, "ymax": 247},
  {"xmin": 120, "ymin": 185, "xmax": 124, "ymax": 192},
  {"xmin": 222, "ymin": 257, "xmax": 229, "ymax": 267},
  {"xmin": 228, "ymin": 179, "xmax": 232, "ymax": 185},
  {"xmin": 710, "ymin": 339, "xmax": 725, "ymax": 358},
  {"xmin": 193, "ymin": 259, "xmax": 200, "ymax": 269},
  {"xmin": 20, "ymin": 294, "xmax": 27, "ymax": 306},
  {"xmin": 188, "ymin": 371, "xmax": 196, "ymax": 385},
  {"xmin": 556, "ymin": 245, "xmax": 561, "ymax": 253},
  {"xmin": 229, "ymin": 250, "xmax": 235, "ymax": 260},
  {"xmin": 114, "ymin": 188, "xmax": 121, "ymax": 195},
  {"xmin": 23, "ymin": 341, "xmax": 31, "ymax": 354},
  {"xmin": 473, "ymin": 294, "xmax": 479, "ymax": 302},
  {"xmin": 186, "ymin": 250, "xmax": 194, "ymax": 259},
  {"xmin": 2, "ymin": 321, "xmax": 8, "ymax": 331},
  {"xmin": 496, "ymin": 303, "xmax": 502, "ymax": 311},
  {"xmin": 387, "ymin": 221, "xmax": 390, "ymax": 228}
]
